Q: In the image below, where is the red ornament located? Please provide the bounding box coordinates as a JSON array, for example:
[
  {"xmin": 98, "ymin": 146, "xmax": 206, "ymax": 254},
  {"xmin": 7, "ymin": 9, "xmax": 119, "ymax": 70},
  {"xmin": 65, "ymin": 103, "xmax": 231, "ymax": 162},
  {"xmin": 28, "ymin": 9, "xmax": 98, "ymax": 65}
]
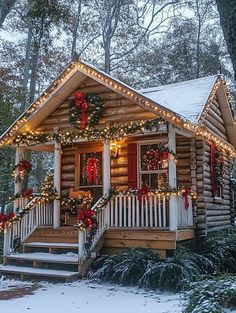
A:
[
  {"xmin": 87, "ymin": 157, "xmax": 99, "ymax": 185},
  {"xmin": 74, "ymin": 92, "xmax": 88, "ymax": 129}
]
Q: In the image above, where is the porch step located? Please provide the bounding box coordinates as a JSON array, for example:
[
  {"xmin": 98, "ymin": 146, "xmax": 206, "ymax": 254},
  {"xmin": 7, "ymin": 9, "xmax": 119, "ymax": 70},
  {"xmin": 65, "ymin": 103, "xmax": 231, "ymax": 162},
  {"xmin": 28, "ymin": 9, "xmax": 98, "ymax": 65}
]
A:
[
  {"xmin": 5, "ymin": 252, "xmax": 78, "ymax": 264},
  {"xmin": 24, "ymin": 227, "xmax": 78, "ymax": 244},
  {"xmin": 23, "ymin": 242, "xmax": 78, "ymax": 254},
  {"xmin": 4, "ymin": 252, "xmax": 79, "ymax": 273},
  {"xmin": 0, "ymin": 265, "xmax": 79, "ymax": 282}
]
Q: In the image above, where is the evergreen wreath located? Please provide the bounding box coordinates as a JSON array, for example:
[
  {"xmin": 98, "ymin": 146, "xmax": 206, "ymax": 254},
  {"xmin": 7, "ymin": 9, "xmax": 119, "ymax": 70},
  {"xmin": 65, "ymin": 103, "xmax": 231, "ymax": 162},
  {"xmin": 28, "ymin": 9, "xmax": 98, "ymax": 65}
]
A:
[{"xmin": 69, "ymin": 92, "xmax": 104, "ymax": 129}]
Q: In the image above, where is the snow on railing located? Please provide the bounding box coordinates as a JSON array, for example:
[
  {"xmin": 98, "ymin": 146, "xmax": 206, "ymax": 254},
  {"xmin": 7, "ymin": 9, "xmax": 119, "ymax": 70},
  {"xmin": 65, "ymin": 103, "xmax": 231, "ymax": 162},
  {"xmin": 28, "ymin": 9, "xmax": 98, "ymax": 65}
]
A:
[{"xmin": 3, "ymin": 197, "xmax": 53, "ymax": 256}]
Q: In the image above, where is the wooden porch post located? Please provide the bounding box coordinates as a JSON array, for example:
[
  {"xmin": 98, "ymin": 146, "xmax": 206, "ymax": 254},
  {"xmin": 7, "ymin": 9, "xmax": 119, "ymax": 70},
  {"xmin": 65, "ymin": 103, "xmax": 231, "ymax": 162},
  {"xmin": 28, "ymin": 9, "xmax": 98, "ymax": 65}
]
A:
[
  {"xmin": 53, "ymin": 141, "xmax": 61, "ymax": 228},
  {"xmin": 168, "ymin": 123, "xmax": 178, "ymax": 231},
  {"xmin": 14, "ymin": 146, "xmax": 24, "ymax": 212},
  {"xmin": 103, "ymin": 140, "xmax": 111, "ymax": 196}
]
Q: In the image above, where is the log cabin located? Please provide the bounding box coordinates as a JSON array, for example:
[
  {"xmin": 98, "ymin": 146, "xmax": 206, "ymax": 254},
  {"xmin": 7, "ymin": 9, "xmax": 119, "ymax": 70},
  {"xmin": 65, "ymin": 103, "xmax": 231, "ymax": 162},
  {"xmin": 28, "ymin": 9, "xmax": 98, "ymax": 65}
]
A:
[{"xmin": 0, "ymin": 60, "xmax": 235, "ymax": 281}]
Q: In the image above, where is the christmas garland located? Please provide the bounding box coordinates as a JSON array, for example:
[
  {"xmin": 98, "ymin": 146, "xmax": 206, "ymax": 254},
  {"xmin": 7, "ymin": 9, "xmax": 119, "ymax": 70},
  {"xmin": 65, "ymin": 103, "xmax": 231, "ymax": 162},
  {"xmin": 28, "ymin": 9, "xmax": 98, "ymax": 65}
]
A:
[
  {"xmin": 13, "ymin": 160, "xmax": 32, "ymax": 183},
  {"xmin": 13, "ymin": 118, "xmax": 164, "ymax": 145},
  {"xmin": 69, "ymin": 92, "xmax": 104, "ymax": 129}
]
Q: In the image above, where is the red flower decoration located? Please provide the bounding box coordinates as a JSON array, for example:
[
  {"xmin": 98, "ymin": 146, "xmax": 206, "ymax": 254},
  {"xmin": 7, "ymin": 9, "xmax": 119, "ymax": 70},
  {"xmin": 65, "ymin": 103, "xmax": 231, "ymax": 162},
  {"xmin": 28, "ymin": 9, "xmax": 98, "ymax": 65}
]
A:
[
  {"xmin": 22, "ymin": 188, "xmax": 33, "ymax": 198},
  {"xmin": 77, "ymin": 209, "xmax": 97, "ymax": 229}
]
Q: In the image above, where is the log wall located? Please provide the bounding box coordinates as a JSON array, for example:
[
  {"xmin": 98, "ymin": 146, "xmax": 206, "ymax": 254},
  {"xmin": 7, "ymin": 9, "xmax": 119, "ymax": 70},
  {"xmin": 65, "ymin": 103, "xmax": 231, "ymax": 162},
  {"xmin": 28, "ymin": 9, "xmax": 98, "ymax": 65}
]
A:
[
  {"xmin": 35, "ymin": 77, "xmax": 157, "ymax": 133},
  {"xmin": 195, "ymin": 95, "xmax": 232, "ymax": 235},
  {"xmin": 202, "ymin": 95, "xmax": 229, "ymax": 141}
]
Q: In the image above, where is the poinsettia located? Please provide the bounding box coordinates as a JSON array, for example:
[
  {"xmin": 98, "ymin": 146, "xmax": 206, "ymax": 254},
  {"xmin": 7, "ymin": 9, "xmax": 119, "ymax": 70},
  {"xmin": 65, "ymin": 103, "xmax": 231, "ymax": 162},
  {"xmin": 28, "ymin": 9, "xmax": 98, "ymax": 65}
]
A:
[{"xmin": 77, "ymin": 209, "xmax": 98, "ymax": 229}]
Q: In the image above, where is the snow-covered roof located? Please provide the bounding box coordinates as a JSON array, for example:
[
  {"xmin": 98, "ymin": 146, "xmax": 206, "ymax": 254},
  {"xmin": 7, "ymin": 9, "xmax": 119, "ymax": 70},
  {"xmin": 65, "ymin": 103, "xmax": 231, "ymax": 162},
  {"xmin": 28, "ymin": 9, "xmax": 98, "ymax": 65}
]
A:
[{"xmin": 140, "ymin": 76, "xmax": 217, "ymax": 123}]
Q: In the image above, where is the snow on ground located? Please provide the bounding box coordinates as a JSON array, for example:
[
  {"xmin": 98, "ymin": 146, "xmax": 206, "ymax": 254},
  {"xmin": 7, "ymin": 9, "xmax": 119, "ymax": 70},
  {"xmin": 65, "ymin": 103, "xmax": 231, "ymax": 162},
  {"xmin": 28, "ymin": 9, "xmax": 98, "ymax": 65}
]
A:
[
  {"xmin": 0, "ymin": 278, "xmax": 183, "ymax": 313},
  {"xmin": 0, "ymin": 276, "xmax": 34, "ymax": 291}
]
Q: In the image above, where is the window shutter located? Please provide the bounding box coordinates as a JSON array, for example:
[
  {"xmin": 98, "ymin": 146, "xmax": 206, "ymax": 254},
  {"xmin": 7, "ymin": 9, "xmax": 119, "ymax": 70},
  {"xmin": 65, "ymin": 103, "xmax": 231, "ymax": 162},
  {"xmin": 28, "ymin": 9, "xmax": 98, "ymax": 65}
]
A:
[{"xmin": 127, "ymin": 143, "xmax": 137, "ymax": 189}]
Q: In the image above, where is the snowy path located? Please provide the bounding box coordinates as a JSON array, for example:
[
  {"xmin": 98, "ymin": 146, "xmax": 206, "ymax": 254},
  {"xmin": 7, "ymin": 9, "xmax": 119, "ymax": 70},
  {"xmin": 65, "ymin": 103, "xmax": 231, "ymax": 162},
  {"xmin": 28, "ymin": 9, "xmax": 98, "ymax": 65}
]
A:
[{"xmin": 0, "ymin": 278, "xmax": 183, "ymax": 313}]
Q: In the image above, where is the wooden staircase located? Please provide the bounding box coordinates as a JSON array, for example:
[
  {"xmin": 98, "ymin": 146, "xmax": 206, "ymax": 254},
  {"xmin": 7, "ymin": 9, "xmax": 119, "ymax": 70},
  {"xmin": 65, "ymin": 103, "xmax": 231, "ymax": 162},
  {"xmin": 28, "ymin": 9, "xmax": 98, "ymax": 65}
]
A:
[{"xmin": 0, "ymin": 227, "xmax": 81, "ymax": 282}]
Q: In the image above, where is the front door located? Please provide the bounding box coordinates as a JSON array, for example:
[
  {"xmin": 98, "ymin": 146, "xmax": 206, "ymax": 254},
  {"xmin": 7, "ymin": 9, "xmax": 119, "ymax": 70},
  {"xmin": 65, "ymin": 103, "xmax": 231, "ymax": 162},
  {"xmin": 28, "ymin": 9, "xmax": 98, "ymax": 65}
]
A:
[{"xmin": 76, "ymin": 146, "xmax": 103, "ymax": 203}]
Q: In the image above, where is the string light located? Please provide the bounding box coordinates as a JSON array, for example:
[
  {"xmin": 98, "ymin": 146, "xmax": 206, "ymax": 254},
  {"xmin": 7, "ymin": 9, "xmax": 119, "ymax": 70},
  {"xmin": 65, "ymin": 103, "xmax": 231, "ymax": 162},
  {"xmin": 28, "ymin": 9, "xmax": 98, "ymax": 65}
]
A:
[{"xmin": 0, "ymin": 61, "xmax": 234, "ymax": 158}]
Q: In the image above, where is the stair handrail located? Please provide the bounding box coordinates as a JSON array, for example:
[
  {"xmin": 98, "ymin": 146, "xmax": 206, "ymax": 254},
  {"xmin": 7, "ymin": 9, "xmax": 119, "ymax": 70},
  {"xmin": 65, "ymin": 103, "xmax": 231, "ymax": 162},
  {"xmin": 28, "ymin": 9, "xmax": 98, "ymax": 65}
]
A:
[
  {"xmin": 3, "ymin": 196, "xmax": 53, "ymax": 256},
  {"xmin": 78, "ymin": 197, "xmax": 110, "ymax": 262}
]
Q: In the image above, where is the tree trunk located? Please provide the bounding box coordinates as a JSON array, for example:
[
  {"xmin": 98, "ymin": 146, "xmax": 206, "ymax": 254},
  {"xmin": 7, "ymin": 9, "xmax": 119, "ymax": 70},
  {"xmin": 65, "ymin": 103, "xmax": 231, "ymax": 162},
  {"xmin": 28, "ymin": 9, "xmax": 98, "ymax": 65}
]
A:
[
  {"xmin": 22, "ymin": 18, "xmax": 33, "ymax": 109},
  {"xmin": 0, "ymin": 0, "xmax": 17, "ymax": 28},
  {"xmin": 216, "ymin": 0, "xmax": 236, "ymax": 79},
  {"xmin": 29, "ymin": 42, "xmax": 40, "ymax": 104},
  {"xmin": 70, "ymin": 0, "xmax": 82, "ymax": 60}
]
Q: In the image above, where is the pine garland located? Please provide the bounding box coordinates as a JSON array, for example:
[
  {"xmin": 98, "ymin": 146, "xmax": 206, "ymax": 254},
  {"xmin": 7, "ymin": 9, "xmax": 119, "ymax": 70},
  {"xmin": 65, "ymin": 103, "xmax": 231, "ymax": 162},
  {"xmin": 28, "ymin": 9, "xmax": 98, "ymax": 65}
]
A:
[
  {"xmin": 13, "ymin": 118, "xmax": 165, "ymax": 145},
  {"xmin": 69, "ymin": 93, "xmax": 104, "ymax": 129}
]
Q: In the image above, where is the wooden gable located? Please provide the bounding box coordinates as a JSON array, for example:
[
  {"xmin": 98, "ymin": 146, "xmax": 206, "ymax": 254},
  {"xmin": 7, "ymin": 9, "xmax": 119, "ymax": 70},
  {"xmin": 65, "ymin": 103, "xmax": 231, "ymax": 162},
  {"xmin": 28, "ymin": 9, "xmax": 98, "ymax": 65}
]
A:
[
  {"xmin": 36, "ymin": 77, "xmax": 157, "ymax": 133},
  {"xmin": 201, "ymin": 94, "xmax": 229, "ymax": 142}
]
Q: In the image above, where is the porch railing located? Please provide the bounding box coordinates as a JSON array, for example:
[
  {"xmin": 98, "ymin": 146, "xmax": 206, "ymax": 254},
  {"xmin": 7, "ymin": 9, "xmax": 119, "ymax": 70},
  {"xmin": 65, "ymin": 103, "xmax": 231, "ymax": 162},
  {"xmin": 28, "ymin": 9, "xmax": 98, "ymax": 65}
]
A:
[
  {"xmin": 3, "ymin": 197, "xmax": 53, "ymax": 256},
  {"xmin": 78, "ymin": 193, "xmax": 193, "ymax": 262}
]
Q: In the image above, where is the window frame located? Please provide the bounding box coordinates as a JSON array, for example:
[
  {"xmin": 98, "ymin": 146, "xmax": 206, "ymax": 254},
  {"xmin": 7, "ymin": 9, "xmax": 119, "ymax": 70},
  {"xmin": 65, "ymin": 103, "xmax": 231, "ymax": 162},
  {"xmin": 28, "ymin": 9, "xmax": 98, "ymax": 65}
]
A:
[{"xmin": 137, "ymin": 140, "xmax": 168, "ymax": 189}]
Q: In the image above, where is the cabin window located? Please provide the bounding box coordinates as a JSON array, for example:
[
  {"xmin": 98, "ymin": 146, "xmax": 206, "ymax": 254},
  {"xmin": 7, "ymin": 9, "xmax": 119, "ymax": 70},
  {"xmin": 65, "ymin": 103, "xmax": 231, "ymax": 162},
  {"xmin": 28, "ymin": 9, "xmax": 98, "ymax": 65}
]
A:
[
  {"xmin": 78, "ymin": 151, "xmax": 103, "ymax": 203},
  {"xmin": 138, "ymin": 143, "xmax": 168, "ymax": 189}
]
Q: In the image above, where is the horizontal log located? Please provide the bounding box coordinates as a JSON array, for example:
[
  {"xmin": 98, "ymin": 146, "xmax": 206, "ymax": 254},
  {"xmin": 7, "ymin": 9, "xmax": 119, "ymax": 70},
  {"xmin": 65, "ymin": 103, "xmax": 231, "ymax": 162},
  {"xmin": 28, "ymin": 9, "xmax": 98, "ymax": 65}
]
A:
[
  {"xmin": 61, "ymin": 157, "xmax": 75, "ymax": 165},
  {"xmin": 103, "ymin": 105, "xmax": 146, "ymax": 117},
  {"xmin": 207, "ymin": 220, "xmax": 231, "ymax": 228},
  {"xmin": 51, "ymin": 108, "xmax": 70, "ymax": 117},
  {"xmin": 75, "ymin": 83, "xmax": 111, "ymax": 94},
  {"xmin": 62, "ymin": 164, "xmax": 75, "ymax": 173},
  {"xmin": 61, "ymin": 173, "xmax": 75, "ymax": 180},
  {"xmin": 61, "ymin": 181, "xmax": 75, "ymax": 188},
  {"xmin": 207, "ymin": 215, "xmax": 230, "ymax": 222},
  {"xmin": 208, "ymin": 107, "xmax": 224, "ymax": 125},
  {"xmin": 202, "ymin": 119, "xmax": 228, "ymax": 140},
  {"xmin": 204, "ymin": 114, "xmax": 227, "ymax": 135},
  {"xmin": 206, "ymin": 210, "xmax": 231, "ymax": 216}
]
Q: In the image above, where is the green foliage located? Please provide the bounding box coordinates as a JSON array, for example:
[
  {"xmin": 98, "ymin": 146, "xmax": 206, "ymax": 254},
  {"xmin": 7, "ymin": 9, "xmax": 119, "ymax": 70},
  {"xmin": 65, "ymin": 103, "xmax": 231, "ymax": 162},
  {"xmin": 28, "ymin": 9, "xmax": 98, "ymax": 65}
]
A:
[
  {"xmin": 184, "ymin": 276, "xmax": 236, "ymax": 313},
  {"xmin": 93, "ymin": 248, "xmax": 159, "ymax": 286},
  {"xmin": 205, "ymin": 233, "xmax": 236, "ymax": 274},
  {"xmin": 92, "ymin": 247, "xmax": 214, "ymax": 291}
]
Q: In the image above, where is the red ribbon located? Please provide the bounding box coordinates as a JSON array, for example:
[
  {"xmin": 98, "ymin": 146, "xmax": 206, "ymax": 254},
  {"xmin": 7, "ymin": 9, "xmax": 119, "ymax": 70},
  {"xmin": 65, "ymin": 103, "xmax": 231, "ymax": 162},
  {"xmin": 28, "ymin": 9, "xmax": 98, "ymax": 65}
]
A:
[
  {"xmin": 137, "ymin": 185, "xmax": 151, "ymax": 201},
  {"xmin": 87, "ymin": 157, "xmax": 98, "ymax": 185},
  {"xmin": 210, "ymin": 143, "xmax": 216, "ymax": 197},
  {"xmin": 75, "ymin": 92, "xmax": 88, "ymax": 129},
  {"xmin": 182, "ymin": 188, "xmax": 190, "ymax": 209}
]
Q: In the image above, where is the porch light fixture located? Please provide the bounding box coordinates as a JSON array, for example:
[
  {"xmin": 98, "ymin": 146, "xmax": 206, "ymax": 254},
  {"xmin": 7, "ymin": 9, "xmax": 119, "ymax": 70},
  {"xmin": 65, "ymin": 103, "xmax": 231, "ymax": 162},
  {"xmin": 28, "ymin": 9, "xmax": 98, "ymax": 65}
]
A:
[{"xmin": 110, "ymin": 142, "xmax": 120, "ymax": 159}]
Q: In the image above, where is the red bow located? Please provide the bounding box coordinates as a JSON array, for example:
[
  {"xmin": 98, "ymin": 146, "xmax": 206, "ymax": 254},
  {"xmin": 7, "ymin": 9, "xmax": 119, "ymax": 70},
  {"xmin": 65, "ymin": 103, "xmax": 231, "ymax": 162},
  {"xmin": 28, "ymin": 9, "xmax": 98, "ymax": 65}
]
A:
[
  {"xmin": 74, "ymin": 92, "xmax": 88, "ymax": 129},
  {"xmin": 182, "ymin": 188, "xmax": 190, "ymax": 209}
]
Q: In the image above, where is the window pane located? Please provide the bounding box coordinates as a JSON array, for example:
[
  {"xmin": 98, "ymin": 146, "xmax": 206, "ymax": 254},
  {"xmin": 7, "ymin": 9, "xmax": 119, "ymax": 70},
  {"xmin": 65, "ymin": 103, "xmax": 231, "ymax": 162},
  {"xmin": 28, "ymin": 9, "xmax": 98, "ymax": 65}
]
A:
[{"xmin": 141, "ymin": 144, "xmax": 163, "ymax": 171}]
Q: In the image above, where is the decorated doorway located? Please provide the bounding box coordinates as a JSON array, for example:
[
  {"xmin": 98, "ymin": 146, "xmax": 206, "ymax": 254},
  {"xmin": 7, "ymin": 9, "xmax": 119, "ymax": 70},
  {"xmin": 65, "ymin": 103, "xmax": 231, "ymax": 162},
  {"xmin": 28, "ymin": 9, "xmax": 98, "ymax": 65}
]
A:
[{"xmin": 76, "ymin": 146, "xmax": 103, "ymax": 203}]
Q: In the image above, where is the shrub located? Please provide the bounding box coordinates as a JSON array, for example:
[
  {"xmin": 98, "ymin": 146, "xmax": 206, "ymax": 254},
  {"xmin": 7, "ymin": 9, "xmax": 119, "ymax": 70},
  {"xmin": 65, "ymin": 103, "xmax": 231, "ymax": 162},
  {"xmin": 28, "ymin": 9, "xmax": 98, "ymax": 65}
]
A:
[
  {"xmin": 92, "ymin": 247, "xmax": 214, "ymax": 291},
  {"xmin": 205, "ymin": 235, "xmax": 236, "ymax": 274},
  {"xmin": 93, "ymin": 248, "xmax": 159, "ymax": 286},
  {"xmin": 184, "ymin": 276, "xmax": 236, "ymax": 313}
]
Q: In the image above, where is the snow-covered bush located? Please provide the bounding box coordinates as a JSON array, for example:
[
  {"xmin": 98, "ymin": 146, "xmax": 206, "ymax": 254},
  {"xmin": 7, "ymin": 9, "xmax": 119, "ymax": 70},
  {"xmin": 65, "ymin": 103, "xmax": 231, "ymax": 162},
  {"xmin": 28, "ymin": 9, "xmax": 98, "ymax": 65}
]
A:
[
  {"xmin": 92, "ymin": 247, "xmax": 214, "ymax": 291},
  {"xmin": 184, "ymin": 276, "xmax": 236, "ymax": 313},
  {"xmin": 205, "ymin": 233, "xmax": 236, "ymax": 274},
  {"xmin": 93, "ymin": 248, "xmax": 159, "ymax": 286}
]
